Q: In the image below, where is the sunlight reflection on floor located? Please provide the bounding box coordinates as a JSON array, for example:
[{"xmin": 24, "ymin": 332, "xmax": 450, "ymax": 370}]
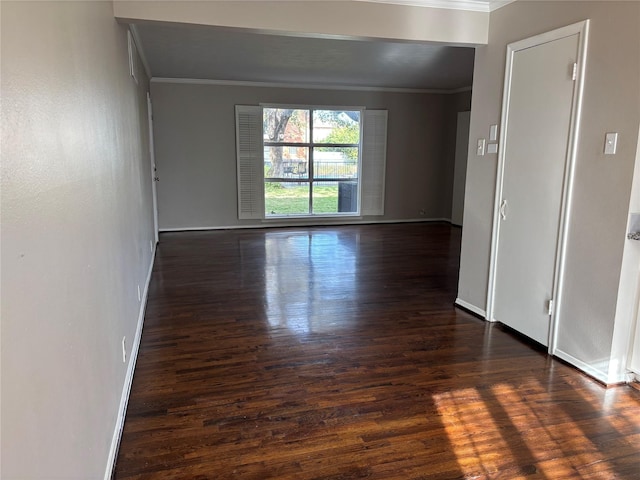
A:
[
  {"xmin": 491, "ymin": 382, "xmax": 615, "ymax": 479},
  {"xmin": 433, "ymin": 378, "xmax": 626, "ymax": 479},
  {"xmin": 433, "ymin": 387, "xmax": 513, "ymax": 478},
  {"xmin": 263, "ymin": 231, "xmax": 358, "ymax": 334}
]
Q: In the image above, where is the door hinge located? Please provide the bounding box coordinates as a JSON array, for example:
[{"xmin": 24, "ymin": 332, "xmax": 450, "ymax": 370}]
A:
[
  {"xmin": 571, "ymin": 63, "xmax": 578, "ymax": 81},
  {"xmin": 547, "ymin": 299, "xmax": 555, "ymax": 316}
]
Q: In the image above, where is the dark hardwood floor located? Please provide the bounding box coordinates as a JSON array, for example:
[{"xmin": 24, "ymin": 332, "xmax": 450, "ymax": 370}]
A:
[{"xmin": 114, "ymin": 223, "xmax": 640, "ymax": 479}]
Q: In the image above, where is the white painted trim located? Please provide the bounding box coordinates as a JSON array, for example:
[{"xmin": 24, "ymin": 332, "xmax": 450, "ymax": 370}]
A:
[
  {"xmin": 151, "ymin": 77, "xmax": 472, "ymax": 95},
  {"xmin": 362, "ymin": 110, "xmax": 388, "ymax": 216},
  {"xmin": 553, "ymin": 349, "xmax": 611, "ymax": 385},
  {"xmin": 486, "ymin": 21, "xmax": 590, "ymax": 346},
  {"xmin": 129, "ymin": 24, "xmax": 151, "ymax": 79},
  {"xmin": 235, "ymin": 105, "xmax": 265, "ymax": 220},
  {"xmin": 354, "ymin": 0, "xmax": 489, "ymax": 12},
  {"xmin": 104, "ymin": 244, "xmax": 156, "ymax": 480},
  {"xmin": 548, "ymin": 20, "xmax": 590, "ymax": 354},
  {"xmin": 454, "ymin": 298, "xmax": 487, "ymax": 318},
  {"xmin": 262, "ymin": 214, "xmax": 362, "ymax": 222},
  {"xmin": 260, "ymin": 103, "xmax": 365, "ymax": 112},
  {"xmin": 355, "ymin": 0, "xmax": 513, "ymax": 12},
  {"xmin": 159, "ymin": 218, "xmax": 452, "ymax": 232},
  {"xmin": 485, "ymin": 28, "xmax": 511, "ymax": 322},
  {"xmin": 147, "ymin": 93, "xmax": 159, "ymax": 244}
]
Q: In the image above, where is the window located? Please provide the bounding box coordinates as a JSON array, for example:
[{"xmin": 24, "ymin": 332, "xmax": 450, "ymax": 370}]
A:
[
  {"xmin": 263, "ymin": 107, "xmax": 360, "ymax": 217},
  {"xmin": 236, "ymin": 105, "xmax": 387, "ymax": 220}
]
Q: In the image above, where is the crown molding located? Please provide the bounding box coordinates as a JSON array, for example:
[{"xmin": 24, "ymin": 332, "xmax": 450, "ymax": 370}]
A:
[{"xmin": 151, "ymin": 77, "xmax": 472, "ymax": 95}]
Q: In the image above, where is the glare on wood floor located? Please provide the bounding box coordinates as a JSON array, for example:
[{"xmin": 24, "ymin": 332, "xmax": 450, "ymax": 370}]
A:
[{"xmin": 115, "ymin": 224, "xmax": 640, "ymax": 479}]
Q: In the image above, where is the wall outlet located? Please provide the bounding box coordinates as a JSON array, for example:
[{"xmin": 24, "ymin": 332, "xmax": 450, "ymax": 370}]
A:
[
  {"xmin": 137, "ymin": 284, "xmax": 141, "ymax": 302},
  {"xmin": 419, "ymin": 209, "xmax": 426, "ymax": 216},
  {"xmin": 604, "ymin": 132, "xmax": 618, "ymax": 155},
  {"xmin": 122, "ymin": 337, "xmax": 127, "ymax": 363}
]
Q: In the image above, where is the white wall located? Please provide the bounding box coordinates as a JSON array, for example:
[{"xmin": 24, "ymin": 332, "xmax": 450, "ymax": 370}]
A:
[
  {"xmin": 151, "ymin": 81, "xmax": 470, "ymax": 230},
  {"xmin": 1, "ymin": 1, "xmax": 155, "ymax": 478},
  {"xmin": 458, "ymin": 1, "xmax": 640, "ymax": 382}
]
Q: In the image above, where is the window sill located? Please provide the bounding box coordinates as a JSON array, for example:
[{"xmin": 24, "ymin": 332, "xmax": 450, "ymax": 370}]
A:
[{"xmin": 262, "ymin": 213, "xmax": 361, "ymax": 222}]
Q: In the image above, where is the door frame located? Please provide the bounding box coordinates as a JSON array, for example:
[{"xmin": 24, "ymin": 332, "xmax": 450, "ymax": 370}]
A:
[
  {"xmin": 486, "ymin": 20, "xmax": 590, "ymax": 353},
  {"xmin": 147, "ymin": 92, "xmax": 159, "ymax": 244}
]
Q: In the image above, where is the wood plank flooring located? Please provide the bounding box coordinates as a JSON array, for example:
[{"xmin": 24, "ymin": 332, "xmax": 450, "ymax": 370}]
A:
[{"xmin": 114, "ymin": 223, "xmax": 640, "ymax": 479}]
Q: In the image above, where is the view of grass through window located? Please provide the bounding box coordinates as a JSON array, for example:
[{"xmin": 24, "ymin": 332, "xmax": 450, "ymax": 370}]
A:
[
  {"xmin": 263, "ymin": 107, "xmax": 360, "ymax": 217},
  {"xmin": 265, "ymin": 183, "xmax": 342, "ymax": 215}
]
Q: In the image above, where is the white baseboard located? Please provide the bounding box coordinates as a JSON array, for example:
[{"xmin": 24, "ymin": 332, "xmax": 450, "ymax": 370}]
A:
[
  {"xmin": 159, "ymin": 217, "xmax": 453, "ymax": 232},
  {"xmin": 104, "ymin": 243, "xmax": 156, "ymax": 480},
  {"xmin": 553, "ymin": 349, "xmax": 611, "ymax": 385},
  {"xmin": 454, "ymin": 298, "xmax": 487, "ymax": 318}
]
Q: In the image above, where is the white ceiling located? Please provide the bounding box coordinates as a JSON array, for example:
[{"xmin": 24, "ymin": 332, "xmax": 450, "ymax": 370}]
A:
[{"xmin": 133, "ymin": 23, "xmax": 476, "ymax": 90}]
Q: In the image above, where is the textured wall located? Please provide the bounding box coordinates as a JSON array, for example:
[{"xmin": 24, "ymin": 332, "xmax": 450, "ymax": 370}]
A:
[
  {"xmin": 1, "ymin": 1, "xmax": 155, "ymax": 477},
  {"xmin": 151, "ymin": 82, "xmax": 465, "ymax": 230}
]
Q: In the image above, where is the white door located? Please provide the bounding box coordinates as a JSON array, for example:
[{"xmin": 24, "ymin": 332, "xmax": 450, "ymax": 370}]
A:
[
  {"xmin": 451, "ymin": 111, "xmax": 470, "ymax": 226},
  {"xmin": 147, "ymin": 92, "xmax": 159, "ymax": 244},
  {"xmin": 490, "ymin": 30, "xmax": 584, "ymax": 346}
]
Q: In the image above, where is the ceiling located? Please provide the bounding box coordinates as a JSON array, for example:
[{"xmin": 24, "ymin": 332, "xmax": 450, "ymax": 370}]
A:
[{"xmin": 133, "ymin": 22, "xmax": 475, "ymax": 91}]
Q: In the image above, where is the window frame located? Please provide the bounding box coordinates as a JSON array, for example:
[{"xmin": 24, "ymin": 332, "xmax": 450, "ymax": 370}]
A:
[
  {"xmin": 236, "ymin": 105, "xmax": 387, "ymax": 221},
  {"xmin": 262, "ymin": 104, "xmax": 364, "ymax": 219}
]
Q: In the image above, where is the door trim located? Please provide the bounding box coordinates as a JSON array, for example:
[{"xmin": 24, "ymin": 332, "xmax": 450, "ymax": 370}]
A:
[
  {"xmin": 147, "ymin": 92, "xmax": 159, "ymax": 244},
  {"xmin": 486, "ymin": 20, "xmax": 590, "ymax": 353}
]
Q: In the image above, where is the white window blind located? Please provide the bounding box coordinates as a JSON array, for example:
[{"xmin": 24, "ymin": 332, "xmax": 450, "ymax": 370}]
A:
[
  {"xmin": 235, "ymin": 105, "xmax": 264, "ymax": 219},
  {"xmin": 361, "ymin": 110, "xmax": 388, "ymax": 216}
]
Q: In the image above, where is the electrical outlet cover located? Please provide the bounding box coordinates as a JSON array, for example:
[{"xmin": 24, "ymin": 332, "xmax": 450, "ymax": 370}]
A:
[{"xmin": 604, "ymin": 132, "xmax": 618, "ymax": 155}]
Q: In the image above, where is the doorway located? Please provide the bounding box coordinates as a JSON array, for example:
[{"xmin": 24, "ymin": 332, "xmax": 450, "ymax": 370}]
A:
[{"xmin": 487, "ymin": 21, "xmax": 589, "ymax": 348}]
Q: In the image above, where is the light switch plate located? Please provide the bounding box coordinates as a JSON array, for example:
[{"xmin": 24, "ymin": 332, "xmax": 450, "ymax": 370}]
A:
[
  {"xmin": 477, "ymin": 138, "xmax": 486, "ymax": 156},
  {"xmin": 487, "ymin": 143, "xmax": 498, "ymax": 154},
  {"xmin": 489, "ymin": 124, "xmax": 498, "ymax": 141},
  {"xmin": 604, "ymin": 132, "xmax": 618, "ymax": 155}
]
